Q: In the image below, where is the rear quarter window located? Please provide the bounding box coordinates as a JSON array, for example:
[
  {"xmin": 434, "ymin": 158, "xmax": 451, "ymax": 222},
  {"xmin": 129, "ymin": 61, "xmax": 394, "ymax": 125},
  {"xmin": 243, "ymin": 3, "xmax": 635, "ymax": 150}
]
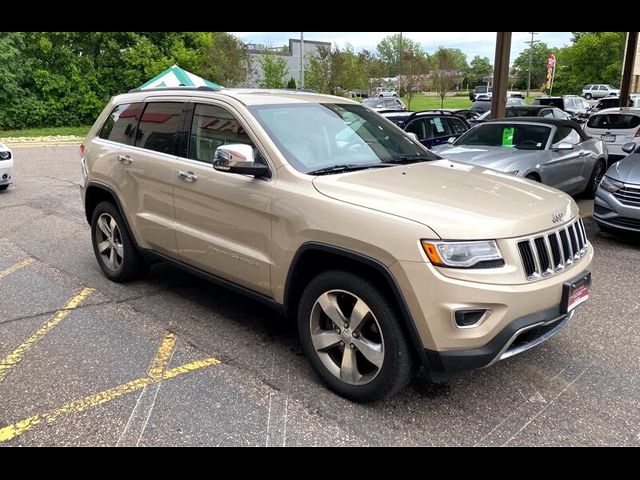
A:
[
  {"xmin": 587, "ymin": 114, "xmax": 640, "ymax": 129},
  {"xmin": 98, "ymin": 103, "xmax": 145, "ymax": 145}
]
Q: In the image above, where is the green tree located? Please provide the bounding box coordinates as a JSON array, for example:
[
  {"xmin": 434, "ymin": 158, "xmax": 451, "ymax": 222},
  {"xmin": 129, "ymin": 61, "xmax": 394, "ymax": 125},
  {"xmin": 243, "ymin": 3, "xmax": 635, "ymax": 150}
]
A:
[
  {"xmin": 553, "ymin": 32, "xmax": 625, "ymax": 94},
  {"xmin": 376, "ymin": 34, "xmax": 422, "ymax": 76},
  {"xmin": 430, "ymin": 47, "xmax": 464, "ymax": 108},
  {"xmin": 400, "ymin": 50, "xmax": 429, "ymax": 109},
  {"xmin": 196, "ymin": 32, "xmax": 250, "ymax": 87},
  {"xmin": 510, "ymin": 42, "xmax": 552, "ymax": 90},
  {"xmin": 305, "ymin": 46, "xmax": 332, "ymax": 94},
  {"xmin": 287, "ymin": 77, "xmax": 297, "ymax": 89},
  {"xmin": 467, "ymin": 55, "xmax": 492, "ymax": 88},
  {"xmin": 258, "ymin": 50, "xmax": 289, "ymax": 88}
]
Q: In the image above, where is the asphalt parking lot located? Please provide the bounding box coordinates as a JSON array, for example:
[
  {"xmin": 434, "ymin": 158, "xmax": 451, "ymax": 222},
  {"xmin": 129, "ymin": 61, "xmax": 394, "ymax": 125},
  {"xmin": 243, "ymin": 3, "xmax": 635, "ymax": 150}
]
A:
[{"xmin": 1, "ymin": 144, "xmax": 639, "ymax": 446}]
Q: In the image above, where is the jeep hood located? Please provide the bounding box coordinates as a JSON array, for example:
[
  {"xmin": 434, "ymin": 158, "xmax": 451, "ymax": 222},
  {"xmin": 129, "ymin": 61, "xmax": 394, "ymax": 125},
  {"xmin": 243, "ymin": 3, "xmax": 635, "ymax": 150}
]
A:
[{"xmin": 312, "ymin": 160, "xmax": 578, "ymax": 240}]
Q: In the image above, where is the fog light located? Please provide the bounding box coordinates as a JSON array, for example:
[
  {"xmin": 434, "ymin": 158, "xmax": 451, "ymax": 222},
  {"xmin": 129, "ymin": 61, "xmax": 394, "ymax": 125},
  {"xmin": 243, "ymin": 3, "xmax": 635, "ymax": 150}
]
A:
[
  {"xmin": 1, "ymin": 174, "xmax": 7, "ymax": 180},
  {"xmin": 454, "ymin": 309, "xmax": 487, "ymax": 328},
  {"xmin": 594, "ymin": 204, "xmax": 612, "ymax": 215}
]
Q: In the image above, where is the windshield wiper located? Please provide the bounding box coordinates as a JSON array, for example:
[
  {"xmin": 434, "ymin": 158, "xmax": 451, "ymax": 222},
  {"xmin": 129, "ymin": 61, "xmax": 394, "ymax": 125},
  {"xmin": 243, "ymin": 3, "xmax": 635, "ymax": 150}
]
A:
[
  {"xmin": 383, "ymin": 154, "xmax": 433, "ymax": 165},
  {"xmin": 308, "ymin": 164, "xmax": 389, "ymax": 175}
]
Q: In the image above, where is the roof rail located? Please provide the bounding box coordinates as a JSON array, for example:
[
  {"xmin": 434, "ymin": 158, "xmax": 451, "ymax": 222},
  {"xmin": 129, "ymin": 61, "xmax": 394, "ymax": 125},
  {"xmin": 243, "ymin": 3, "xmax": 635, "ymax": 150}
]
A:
[
  {"xmin": 405, "ymin": 109, "xmax": 457, "ymax": 121},
  {"xmin": 127, "ymin": 85, "xmax": 220, "ymax": 93}
]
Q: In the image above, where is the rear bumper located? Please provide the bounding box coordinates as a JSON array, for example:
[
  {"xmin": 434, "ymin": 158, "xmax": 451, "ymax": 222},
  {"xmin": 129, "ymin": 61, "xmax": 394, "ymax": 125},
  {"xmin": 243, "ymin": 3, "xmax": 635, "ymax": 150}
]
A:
[{"xmin": 425, "ymin": 307, "xmax": 574, "ymax": 373}]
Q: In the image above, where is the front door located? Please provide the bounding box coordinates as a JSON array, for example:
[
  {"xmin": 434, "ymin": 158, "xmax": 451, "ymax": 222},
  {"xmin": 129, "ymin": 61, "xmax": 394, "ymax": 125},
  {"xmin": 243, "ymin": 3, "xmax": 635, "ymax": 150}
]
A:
[
  {"xmin": 172, "ymin": 102, "xmax": 274, "ymax": 295},
  {"xmin": 544, "ymin": 126, "xmax": 586, "ymax": 194}
]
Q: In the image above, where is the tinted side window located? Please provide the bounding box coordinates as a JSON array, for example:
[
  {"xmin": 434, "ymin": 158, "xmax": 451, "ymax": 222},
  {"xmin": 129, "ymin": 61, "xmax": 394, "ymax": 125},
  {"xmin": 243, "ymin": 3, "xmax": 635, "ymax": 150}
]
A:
[
  {"xmin": 553, "ymin": 127, "xmax": 581, "ymax": 145},
  {"xmin": 405, "ymin": 119, "xmax": 427, "ymax": 139},
  {"xmin": 135, "ymin": 102, "xmax": 187, "ymax": 155},
  {"xmin": 444, "ymin": 117, "xmax": 468, "ymax": 135},
  {"xmin": 552, "ymin": 109, "xmax": 570, "ymax": 120},
  {"xmin": 540, "ymin": 109, "xmax": 554, "ymax": 118},
  {"xmin": 427, "ymin": 117, "xmax": 451, "ymax": 137},
  {"xmin": 98, "ymin": 103, "xmax": 144, "ymax": 145},
  {"xmin": 188, "ymin": 104, "xmax": 253, "ymax": 164}
]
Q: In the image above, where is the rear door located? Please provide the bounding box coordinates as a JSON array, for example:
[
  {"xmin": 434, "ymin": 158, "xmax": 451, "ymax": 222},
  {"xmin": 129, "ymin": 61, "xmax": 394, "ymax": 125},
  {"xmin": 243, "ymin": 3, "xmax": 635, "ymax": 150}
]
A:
[
  {"xmin": 172, "ymin": 101, "xmax": 274, "ymax": 295},
  {"xmin": 116, "ymin": 100, "xmax": 188, "ymax": 256}
]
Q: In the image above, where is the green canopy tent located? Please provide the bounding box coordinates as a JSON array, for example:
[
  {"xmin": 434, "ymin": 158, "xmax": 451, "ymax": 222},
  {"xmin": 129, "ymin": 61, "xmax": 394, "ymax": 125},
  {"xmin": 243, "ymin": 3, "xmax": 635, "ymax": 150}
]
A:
[{"xmin": 138, "ymin": 65, "xmax": 221, "ymax": 90}]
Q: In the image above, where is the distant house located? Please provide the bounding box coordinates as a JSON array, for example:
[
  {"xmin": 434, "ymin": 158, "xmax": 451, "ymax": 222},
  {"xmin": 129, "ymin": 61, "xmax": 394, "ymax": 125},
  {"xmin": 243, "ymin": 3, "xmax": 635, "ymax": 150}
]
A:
[{"xmin": 245, "ymin": 38, "xmax": 331, "ymax": 88}]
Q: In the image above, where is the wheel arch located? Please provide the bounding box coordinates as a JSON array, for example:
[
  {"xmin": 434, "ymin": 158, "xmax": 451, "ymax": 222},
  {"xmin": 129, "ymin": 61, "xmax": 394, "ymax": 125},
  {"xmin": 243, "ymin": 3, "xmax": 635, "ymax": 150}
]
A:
[
  {"xmin": 284, "ymin": 242, "xmax": 429, "ymax": 365},
  {"xmin": 84, "ymin": 181, "xmax": 141, "ymax": 250}
]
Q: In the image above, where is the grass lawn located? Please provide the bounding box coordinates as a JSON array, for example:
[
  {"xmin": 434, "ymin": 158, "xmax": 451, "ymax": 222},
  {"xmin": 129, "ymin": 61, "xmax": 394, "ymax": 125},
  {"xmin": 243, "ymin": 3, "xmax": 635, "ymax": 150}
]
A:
[
  {"xmin": 0, "ymin": 125, "xmax": 91, "ymax": 138},
  {"xmin": 400, "ymin": 94, "xmax": 540, "ymax": 111}
]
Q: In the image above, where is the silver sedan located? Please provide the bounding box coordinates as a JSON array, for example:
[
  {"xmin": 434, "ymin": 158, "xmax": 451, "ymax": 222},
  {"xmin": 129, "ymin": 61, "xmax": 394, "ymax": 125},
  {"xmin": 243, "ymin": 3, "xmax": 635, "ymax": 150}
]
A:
[
  {"xmin": 431, "ymin": 118, "xmax": 608, "ymax": 197},
  {"xmin": 594, "ymin": 141, "xmax": 640, "ymax": 233}
]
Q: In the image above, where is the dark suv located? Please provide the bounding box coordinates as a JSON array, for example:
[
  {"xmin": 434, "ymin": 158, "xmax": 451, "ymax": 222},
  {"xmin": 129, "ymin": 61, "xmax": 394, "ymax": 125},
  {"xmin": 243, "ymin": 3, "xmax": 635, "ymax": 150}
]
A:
[{"xmin": 381, "ymin": 110, "xmax": 470, "ymax": 148}]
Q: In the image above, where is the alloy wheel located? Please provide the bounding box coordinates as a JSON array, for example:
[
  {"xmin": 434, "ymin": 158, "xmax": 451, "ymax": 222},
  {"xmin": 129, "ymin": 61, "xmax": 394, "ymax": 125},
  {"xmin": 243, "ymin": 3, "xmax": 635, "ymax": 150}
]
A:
[
  {"xmin": 95, "ymin": 213, "xmax": 124, "ymax": 271},
  {"xmin": 309, "ymin": 290, "xmax": 384, "ymax": 386}
]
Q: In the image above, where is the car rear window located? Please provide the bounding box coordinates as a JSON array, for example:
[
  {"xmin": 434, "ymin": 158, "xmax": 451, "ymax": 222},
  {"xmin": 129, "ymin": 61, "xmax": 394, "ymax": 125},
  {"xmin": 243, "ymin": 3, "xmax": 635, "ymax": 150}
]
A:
[{"xmin": 587, "ymin": 113, "xmax": 640, "ymax": 129}]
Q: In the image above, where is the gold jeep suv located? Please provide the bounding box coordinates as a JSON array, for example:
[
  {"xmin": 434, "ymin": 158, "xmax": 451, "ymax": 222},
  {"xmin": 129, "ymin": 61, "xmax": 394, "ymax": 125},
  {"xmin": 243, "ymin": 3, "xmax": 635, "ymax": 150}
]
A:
[{"xmin": 80, "ymin": 87, "xmax": 593, "ymax": 402}]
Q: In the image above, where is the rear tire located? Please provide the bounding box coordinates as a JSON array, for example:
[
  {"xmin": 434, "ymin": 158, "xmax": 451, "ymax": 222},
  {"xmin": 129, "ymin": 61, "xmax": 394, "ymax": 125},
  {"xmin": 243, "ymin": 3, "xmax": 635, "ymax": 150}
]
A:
[
  {"xmin": 91, "ymin": 201, "xmax": 146, "ymax": 282},
  {"xmin": 584, "ymin": 160, "xmax": 606, "ymax": 199},
  {"xmin": 297, "ymin": 270, "xmax": 414, "ymax": 402},
  {"xmin": 0, "ymin": 185, "xmax": 8, "ymax": 191}
]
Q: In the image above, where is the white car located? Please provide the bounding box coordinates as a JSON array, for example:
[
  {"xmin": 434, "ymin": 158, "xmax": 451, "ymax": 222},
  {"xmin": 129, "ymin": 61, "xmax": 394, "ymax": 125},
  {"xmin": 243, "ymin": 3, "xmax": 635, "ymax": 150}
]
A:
[
  {"xmin": 582, "ymin": 84, "xmax": 620, "ymax": 100},
  {"xmin": 584, "ymin": 107, "xmax": 640, "ymax": 161},
  {"xmin": 0, "ymin": 143, "xmax": 13, "ymax": 190}
]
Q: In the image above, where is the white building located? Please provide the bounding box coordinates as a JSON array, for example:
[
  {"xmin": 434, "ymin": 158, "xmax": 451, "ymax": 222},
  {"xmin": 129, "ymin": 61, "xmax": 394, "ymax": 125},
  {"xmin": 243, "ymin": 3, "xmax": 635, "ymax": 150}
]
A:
[{"xmin": 246, "ymin": 38, "xmax": 331, "ymax": 88}]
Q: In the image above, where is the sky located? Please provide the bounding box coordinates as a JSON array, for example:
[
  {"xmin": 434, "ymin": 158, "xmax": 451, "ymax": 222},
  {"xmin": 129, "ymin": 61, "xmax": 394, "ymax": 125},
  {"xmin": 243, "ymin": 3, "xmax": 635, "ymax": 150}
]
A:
[{"xmin": 230, "ymin": 32, "xmax": 573, "ymax": 65}]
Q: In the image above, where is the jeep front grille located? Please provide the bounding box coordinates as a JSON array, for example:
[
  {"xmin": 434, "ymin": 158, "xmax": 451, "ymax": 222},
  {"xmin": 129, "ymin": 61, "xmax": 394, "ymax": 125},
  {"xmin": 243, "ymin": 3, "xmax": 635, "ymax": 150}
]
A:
[{"xmin": 516, "ymin": 218, "xmax": 587, "ymax": 281}]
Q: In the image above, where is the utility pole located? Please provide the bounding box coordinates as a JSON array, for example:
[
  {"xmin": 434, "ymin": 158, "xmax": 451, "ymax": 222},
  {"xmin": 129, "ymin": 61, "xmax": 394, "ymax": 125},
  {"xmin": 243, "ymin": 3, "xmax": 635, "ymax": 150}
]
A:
[
  {"xmin": 300, "ymin": 32, "xmax": 305, "ymax": 89},
  {"xmin": 526, "ymin": 32, "xmax": 539, "ymax": 98}
]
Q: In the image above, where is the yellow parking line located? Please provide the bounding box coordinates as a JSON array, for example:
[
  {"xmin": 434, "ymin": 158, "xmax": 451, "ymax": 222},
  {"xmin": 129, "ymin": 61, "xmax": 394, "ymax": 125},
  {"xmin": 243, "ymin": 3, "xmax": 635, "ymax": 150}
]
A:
[
  {"xmin": 147, "ymin": 332, "xmax": 177, "ymax": 380},
  {"xmin": 0, "ymin": 287, "xmax": 95, "ymax": 384},
  {"xmin": 0, "ymin": 356, "xmax": 221, "ymax": 442},
  {"xmin": 0, "ymin": 258, "xmax": 35, "ymax": 279}
]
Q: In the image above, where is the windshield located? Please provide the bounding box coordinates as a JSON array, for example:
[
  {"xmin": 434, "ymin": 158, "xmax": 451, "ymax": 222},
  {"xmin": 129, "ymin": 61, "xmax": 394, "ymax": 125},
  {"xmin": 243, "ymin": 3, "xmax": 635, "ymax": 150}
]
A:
[
  {"xmin": 454, "ymin": 123, "xmax": 551, "ymax": 150},
  {"xmin": 248, "ymin": 103, "xmax": 437, "ymax": 173}
]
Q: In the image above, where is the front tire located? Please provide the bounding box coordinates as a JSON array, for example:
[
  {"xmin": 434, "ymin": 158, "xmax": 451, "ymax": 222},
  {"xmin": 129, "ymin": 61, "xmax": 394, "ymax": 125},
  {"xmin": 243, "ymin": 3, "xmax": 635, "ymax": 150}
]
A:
[
  {"xmin": 585, "ymin": 93, "xmax": 592, "ymax": 100},
  {"xmin": 91, "ymin": 201, "xmax": 146, "ymax": 282},
  {"xmin": 297, "ymin": 270, "xmax": 414, "ymax": 402},
  {"xmin": 584, "ymin": 160, "xmax": 605, "ymax": 199},
  {"xmin": 0, "ymin": 185, "xmax": 8, "ymax": 191}
]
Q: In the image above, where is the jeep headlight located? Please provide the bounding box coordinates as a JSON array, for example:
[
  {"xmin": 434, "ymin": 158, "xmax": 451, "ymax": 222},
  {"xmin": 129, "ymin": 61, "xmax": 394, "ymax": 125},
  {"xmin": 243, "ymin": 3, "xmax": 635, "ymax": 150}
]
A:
[
  {"xmin": 421, "ymin": 240, "xmax": 503, "ymax": 268},
  {"xmin": 599, "ymin": 176, "xmax": 623, "ymax": 193}
]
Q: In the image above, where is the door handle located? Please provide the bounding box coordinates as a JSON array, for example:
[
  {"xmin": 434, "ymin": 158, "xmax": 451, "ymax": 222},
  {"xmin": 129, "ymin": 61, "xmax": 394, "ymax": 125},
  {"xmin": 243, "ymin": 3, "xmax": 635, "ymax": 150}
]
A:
[
  {"xmin": 579, "ymin": 151, "xmax": 589, "ymax": 157},
  {"xmin": 117, "ymin": 155, "xmax": 133, "ymax": 165},
  {"xmin": 177, "ymin": 170, "xmax": 198, "ymax": 182}
]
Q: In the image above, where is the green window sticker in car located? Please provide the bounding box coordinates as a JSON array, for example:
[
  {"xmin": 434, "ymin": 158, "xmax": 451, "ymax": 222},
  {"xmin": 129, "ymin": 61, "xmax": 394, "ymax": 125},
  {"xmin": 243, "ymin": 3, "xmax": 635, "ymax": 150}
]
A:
[{"xmin": 502, "ymin": 127, "xmax": 514, "ymax": 147}]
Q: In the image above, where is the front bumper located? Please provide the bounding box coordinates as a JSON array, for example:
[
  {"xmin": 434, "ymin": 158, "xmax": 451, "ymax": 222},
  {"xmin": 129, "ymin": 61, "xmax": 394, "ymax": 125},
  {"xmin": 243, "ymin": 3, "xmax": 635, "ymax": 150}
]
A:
[
  {"xmin": 594, "ymin": 186, "xmax": 640, "ymax": 232},
  {"xmin": 390, "ymin": 244, "xmax": 593, "ymax": 372},
  {"xmin": 426, "ymin": 307, "xmax": 574, "ymax": 373},
  {"xmin": 0, "ymin": 163, "xmax": 12, "ymax": 186}
]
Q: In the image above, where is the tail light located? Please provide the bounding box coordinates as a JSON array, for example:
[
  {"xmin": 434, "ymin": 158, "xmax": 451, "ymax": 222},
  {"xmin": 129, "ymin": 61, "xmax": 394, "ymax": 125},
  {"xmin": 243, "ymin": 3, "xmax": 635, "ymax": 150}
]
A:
[{"xmin": 79, "ymin": 144, "xmax": 86, "ymax": 157}]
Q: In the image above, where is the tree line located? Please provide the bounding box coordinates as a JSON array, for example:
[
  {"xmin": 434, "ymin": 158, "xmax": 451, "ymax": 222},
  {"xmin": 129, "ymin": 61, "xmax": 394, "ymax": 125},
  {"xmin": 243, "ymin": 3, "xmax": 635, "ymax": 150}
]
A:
[{"xmin": 0, "ymin": 32, "xmax": 627, "ymax": 130}]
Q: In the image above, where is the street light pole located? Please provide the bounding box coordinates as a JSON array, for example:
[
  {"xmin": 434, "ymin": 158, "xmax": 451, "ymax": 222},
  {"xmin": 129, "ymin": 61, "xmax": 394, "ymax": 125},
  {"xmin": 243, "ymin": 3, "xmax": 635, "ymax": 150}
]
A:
[
  {"xmin": 526, "ymin": 32, "xmax": 539, "ymax": 98},
  {"xmin": 300, "ymin": 32, "xmax": 305, "ymax": 89}
]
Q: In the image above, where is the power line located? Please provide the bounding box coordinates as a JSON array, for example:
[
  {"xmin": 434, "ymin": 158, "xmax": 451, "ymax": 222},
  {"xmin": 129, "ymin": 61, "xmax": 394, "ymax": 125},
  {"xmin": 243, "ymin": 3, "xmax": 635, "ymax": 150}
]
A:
[{"xmin": 526, "ymin": 32, "xmax": 540, "ymax": 98}]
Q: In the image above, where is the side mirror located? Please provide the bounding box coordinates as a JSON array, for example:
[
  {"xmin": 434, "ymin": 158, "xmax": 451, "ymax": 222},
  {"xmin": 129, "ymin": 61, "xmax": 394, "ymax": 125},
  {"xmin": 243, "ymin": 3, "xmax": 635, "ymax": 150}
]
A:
[
  {"xmin": 213, "ymin": 144, "xmax": 271, "ymax": 178},
  {"xmin": 622, "ymin": 142, "xmax": 637, "ymax": 154},
  {"xmin": 406, "ymin": 132, "xmax": 419, "ymax": 142},
  {"xmin": 554, "ymin": 142, "xmax": 574, "ymax": 151},
  {"xmin": 447, "ymin": 136, "xmax": 456, "ymax": 145}
]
